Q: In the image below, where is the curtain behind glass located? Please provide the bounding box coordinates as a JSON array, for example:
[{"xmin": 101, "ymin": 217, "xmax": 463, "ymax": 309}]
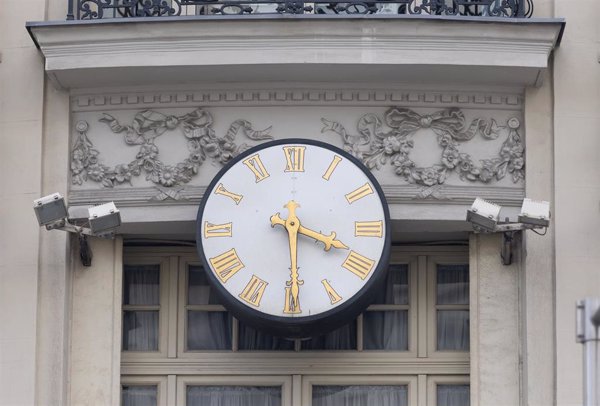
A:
[
  {"xmin": 187, "ymin": 311, "xmax": 232, "ymax": 350},
  {"xmin": 121, "ymin": 385, "xmax": 157, "ymax": 406},
  {"xmin": 436, "ymin": 265, "xmax": 469, "ymax": 305},
  {"xmin": 312, "ymin": 385, "xmax": 408, "ymax": 406},
  {"xmin": 187, "ymin": 386, "xmax": 281, "ymax": 406},
  {"xmin": 238, "ymin": 323, "xmax": 295, "ymax": 351},
  {"xmin": 301, "ymin": 322, "xmax": 356, "ymax": 350},
  {"xmin": 123, "ymin": 311, "xmax": 159, "ymax": 351},
  {"xmin": 371, "ymin": 264, "xmax": 408, "ymax": 305},
  {"xmin": 436, "ymin": 264, "xmax": 469, "ymax": 351},
  {"xmin": 437, "ymin": 311, "xmax": 469, "ymax": 351},
  {"xmin": 123, "ymin": 265, "xmax": 160, "ymax": 305},
  {"xmin": 188, "ymin": 265, "xmax": 220, "ymax": 305},
  {"xmin": 437, "ymin": 384, "xmax": 470, "ymax": 406}
]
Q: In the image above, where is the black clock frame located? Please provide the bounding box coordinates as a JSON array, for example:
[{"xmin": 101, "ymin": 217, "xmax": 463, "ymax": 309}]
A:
[{"xmin": 196, "ymin": 138, "xmax": 391, "ymax": 338}]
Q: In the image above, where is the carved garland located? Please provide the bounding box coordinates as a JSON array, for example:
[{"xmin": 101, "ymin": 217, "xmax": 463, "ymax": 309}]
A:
[
  {"xmin": 322, "ymin": 107, "xmax": 524, "ymax": 189},
  {"xmin": 71, "ymin": 108, "xmax": 273, "ymax": 188}
]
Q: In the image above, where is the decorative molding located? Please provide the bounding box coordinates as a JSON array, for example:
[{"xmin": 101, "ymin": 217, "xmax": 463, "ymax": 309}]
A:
[
  {"xmin": 322, "ymin": 107, "xmax": 524, "ymax": 188},
  {"xmin": 68, "ymin": 184, "xmax": 524, "ymax": 208},
  {"xmin": 71, "ymin": 108, "xmax": 272, "ymax": 188},
  {"xmin": 72, "ymin": 90, "xmax": 523, "ymax": 111}
]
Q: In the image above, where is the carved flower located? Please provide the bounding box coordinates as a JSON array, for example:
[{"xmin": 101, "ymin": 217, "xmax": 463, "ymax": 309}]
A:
[
  {"xmin": 437, "ymin": 133, "xmax": 453, "ymax": 147},
  {"xmin": 458, "ymin": 156, "xmax": 475, "ymax": 173},
  {"xmin": 165, "ymin": 115, "xmax": 179, "ymax": 130},
  {"xmin": 189, "ymin": 151, "xmax": 204, "ymax": 164},
  {"xmin": 508, "ymin": 117, "xmax": 520, "ymax": 129},
  {"xmin": 86, "ymin": 150, "xmax": 99, "ymax": 165},
  {"xmin": 87, "ymin": 164, "xmax": 105, "ymax": 182},
  {"xmin": 441, "ymin": 146, "xmax": 460, "ymax": 169},
  {"xmin": 479, "ymin": 166, "xmax": 495, "ymax": 182},
  {"xmin": 383, "ymin": 136, "xmax": 402, "ymax": 155},
  {"xmin": 137, "ymin": 144, "xmax": 159, "ymax": 160},
  {"xmin": 420, "ymin": 167, "xmax": 442, "ymax": 186},
  {"xmin": 113, "ymin": 164, "xmax": 132, "ymax": 183},
  {"xmin": 158, "ymin": 165, "xmax": 178, "ymax": 187},
  {"xmin": 511, "ymin": 157, "xmax": 524, "ymax": 170}
]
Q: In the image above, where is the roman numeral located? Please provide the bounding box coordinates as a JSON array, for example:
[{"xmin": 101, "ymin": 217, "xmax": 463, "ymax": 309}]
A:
[
  {"xmin": 283, "ymin": 146, "xmax": 306, "ymax": 172},
  {"xmin": 321, "ymin": 279, "xmax": 342, "ymax": 305},
  {"xmin": 209, "ymin": 248, "xmax": 244, "ymax": 283},
  {"xmin": 345, "ymin": 183, "xmax": 374, "ymax": 204},
  {"xmin": 203, "ymin": 221, "xmax": 233, "ymax": 238},
  {"xmin": 322, "ymin": 155, "xmax": 342, "ymax": 181},
  {"xmin": 342, "ymin": 251, "xmax": 375, "ymax": 280},
  {"xmin": 283, "ymin": 287, "xmax": 302, "ymax": 314},
  {"xmin": 354, "ymin": 220, "xmax": 383, "ymax": 238},
  {"xmin": 214, "ymin": 183, "xmax": 243, "ymax": 205},
  {"xmin": 242, "ymin": 154, "xmax": 270, "ymax": 183},
  {"xmin": 239, "ymin": 275, "xmax": 268, "ymax": 307}
]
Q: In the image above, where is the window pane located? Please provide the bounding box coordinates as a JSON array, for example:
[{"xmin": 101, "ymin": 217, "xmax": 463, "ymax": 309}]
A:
[
  {"xmin": 188, "ymin": 265, "xmax": 221, "ymax": 305},
  {"xmin": 301, "ymin": 322, "xmax": 356, "ymax": 350},
  {"xmin": 187, "ymin": 311, "xmax": 231, "ymax": 350},
  {"xmin": 238, "ymin": 323, "xmax": 295, "ymax": 351},
  {"xmin": 123, "ymin": 265, "xmax": 160, "ymax": 305},
  {"xmin": 437, "ymin": 384, "xmax": 470, "ymax": 406},
  {"xmin": 313, "ymin": 385, "xmax": 408, "ymax": 406},
  {"xmin": 372, "ymin": 264, "xmax": 408, "ymax": 305},
  {"xmin": 122, "ymin": 311, "xmax": 159, "ymax": 351},
  {"xmin": 121, "ymin": 385, "xmax": 157, "ymax": 406},
  {"xmin": 437, "ymin": 265, "xmax": 469, "ymax": 305},
  {"xmin": 437, "ymin": 310, "xmax": 470, "ymax": 351},
  {"xmin": 187, "ymin": 386, "xmax": 281, "ymax": 406},
  {"xmin": 363, "ymin": 310, "xmax": 408, "ymax": 350}
]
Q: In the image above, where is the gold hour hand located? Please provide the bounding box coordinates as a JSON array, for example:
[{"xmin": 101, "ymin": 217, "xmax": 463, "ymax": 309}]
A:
[{"xmin": 298, "ymin": 225, "xmax": 348, "ymax": 251}]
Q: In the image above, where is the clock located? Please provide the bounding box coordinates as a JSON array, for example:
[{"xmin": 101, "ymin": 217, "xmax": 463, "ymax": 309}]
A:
[{"xmin": 196, "ymin": 139, "xmax": 391, "ymax": 338}]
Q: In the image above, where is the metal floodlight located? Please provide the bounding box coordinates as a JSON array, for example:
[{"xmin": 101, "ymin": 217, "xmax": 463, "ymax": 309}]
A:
[
  {"xmin": 88, "ymin": 202, "xmax": 121, "ymax": 236},
  {"xmin": 466, "ymin": 197, "xmax": 501, "ymax": 232},
  {"xmin": 519, "ymin": 198, "xmax": 550, "ymax": 227},
  {"xmin": 33, "ymin": 193, "xmax": 68, "ymax": 228}
]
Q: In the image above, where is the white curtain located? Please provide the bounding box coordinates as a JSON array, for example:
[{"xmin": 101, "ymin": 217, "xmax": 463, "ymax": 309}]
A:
[
  {"xmin": 187, "ymin": 311, "xmax": 232, "ymax": 350},
  {"xmin": 121, "ymin": 385, "xmax": 157, "ymax": 406},
  {"xmin": 436, "ymin": 265, "xmax": 469, "ymax": 305},
  {"xmin": 122, "ymin": 265, "xmax": 160, "ymax": 351},
  {"xmin": 123, "ymin": 311, "xmax": 159, "ymax": 351},
  {"xmin": 123, "ymin": 265, "xmax": 160, "ymax": 305},
  {"xmin": 436, "ymin": 264, "xmax": 469, "ymax": 351},
  {"xmin": 437, "ymin": 384, "xmax": 470, "ymax": 406},
  {"xmin": 312, "ymin": 385, "xmax": 408, "ymax": 406},
  {"xmin": 238, "ymin": 323, "xmax": 295, "ymax": 350},
  {"xmin": 301, "ymin": 322, "xmax": 356, "ymax": 350},
  {"xmin": 437, "ymin": 311, "xmax": 469, "ymax": 351},
  {"xmin": 187, "ymin": 386, "xmax": 281, "ymax": 406}
]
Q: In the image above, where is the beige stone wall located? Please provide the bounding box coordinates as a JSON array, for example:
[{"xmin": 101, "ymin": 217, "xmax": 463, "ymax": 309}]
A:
[
  {"xmin": 553, "ymin": 1, "xmax": 600, "ymax": 405},
  {"xmin": 0, "ymin": 1, "xmax": 47, "ymax": 405}
]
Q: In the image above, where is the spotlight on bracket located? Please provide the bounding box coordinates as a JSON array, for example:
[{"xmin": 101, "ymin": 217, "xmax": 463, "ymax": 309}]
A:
[
  {"xmin": 33, "ymin": 193, "xmax": 121, "ymax": 266},
  {"xmin": 466, "ymin": 197, "xmax": 551, "ymax": 265}
]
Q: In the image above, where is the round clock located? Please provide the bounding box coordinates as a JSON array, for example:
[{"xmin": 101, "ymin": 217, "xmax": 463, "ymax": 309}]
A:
[{"xmin": 196, "ymin": 139, "xmax": 391, "ymax": 338}]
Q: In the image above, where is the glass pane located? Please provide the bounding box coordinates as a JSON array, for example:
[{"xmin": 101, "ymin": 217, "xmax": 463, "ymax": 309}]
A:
[
  {"xmin": 187, "ymin": 311, "xmax": 231, "ymax": 350},
  {"xmin": 123, "ymin": 265, "xmax": 160, "ymax": 305},
  {"xmin": 238, "ymin": 323, "xmax": 295, "ymax": 351},
  {"xmin": 372, "ymin": 264, "xmax": 408, "ymax": 305},
  {"xmin": 122, "ymin": 311, "xmax": 159, "ymax": 351},
  {"xmin": 437, "ymin": 384, "xmax": 470, "ymax": 406},
  {"xmin": 188, "ymin": 265, "xmax": 221, "ymax": 305},
  {"xmin": 437, "ymin": 310, "xmax": 470, "ymax": 351},
  {"xmin": 363, "ymin": 310, "xmax": 408, "ymax": 350},
  {"xmin": 313, "ymin": 385, "xmax": 408, "ymax": 406},
  {"xmin": 301, "ymin": 322, "xmax": 356, "ymax": 350},
  {"xmin": 187, "ymin": 386, "xmax": 281, "ymax": 406},
  {"xmin": 121, "ymin": 385, "xmax": 157, "ymax": 406},
  {"xmin": 437, "ymin": 264, "xmax": 469, "ymax": 305}
]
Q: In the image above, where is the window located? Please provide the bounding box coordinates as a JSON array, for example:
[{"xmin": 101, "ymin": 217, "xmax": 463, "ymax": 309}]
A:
[{"xmin": 121, "ymin": 247, "xmax": 469, "ymax": 405}]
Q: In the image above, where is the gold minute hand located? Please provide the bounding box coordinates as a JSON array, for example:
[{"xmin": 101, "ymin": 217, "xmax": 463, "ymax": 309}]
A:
[{"xmin": 297, "ymin": 225, "xmax": 348, "ymax": 251}]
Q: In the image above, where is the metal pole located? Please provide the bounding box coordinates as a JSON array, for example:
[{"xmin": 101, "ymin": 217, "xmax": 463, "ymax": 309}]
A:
[
  {"xmin": 577, "ymin": 298, "xmax": 600, "ymax": 406},
  {"xmin": 66, "ymin": 0, "xmax": 75, "ymax": 20}
]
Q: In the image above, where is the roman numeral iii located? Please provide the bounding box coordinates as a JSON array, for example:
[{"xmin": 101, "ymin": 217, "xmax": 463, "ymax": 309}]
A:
[
  {"xmin": 204, "ymin": 221, "xmax": 233, "ymax": 238},
  {"xmin": 209, "ymin": 248, "xmax": 245, "ymax": 283},
  {"xmin": 242, "ymin": 154, "xmax": 270, "ymax": 182},
  {"xmin": 355, "ymin": 220, "xmax": 383, "ymax": 238},
  {"xmin": 345, "ymin": 183, "xmax": 374, "ymax": 204},
  {"xmin": 342, "ymin": 251, "xmax": 375, "ymax": 280},
  {"xmin": 283, "ymin": 146, "xmax": 306, "ymax": 172},
  {"xmin": 239, "ymin": 275, "xmax": 268, "ymax": 307}
]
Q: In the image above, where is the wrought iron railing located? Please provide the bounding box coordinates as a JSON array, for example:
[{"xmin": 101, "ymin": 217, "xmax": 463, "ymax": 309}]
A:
[{"xmin": 67, "ymin": 0, "xmax": 533, "ymax": 20}]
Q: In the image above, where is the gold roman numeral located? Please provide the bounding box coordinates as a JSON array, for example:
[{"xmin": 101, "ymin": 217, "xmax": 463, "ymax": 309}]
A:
[
  {"xmin": 214, "ymin": 183, "xmax": 243, "ymax": 205},
  {"xmin": 322, "ymin": 155, "xmax": 342, "ymax": 181},
  {"xmin": 321, "ymin": 279, "xmax": 342, "ymax": 305},
  {"xmin": 342, "ymin": 251, "xmax": 375, "ymax": 280},
  {"xmin": 354, "ymin": 220, "xmax": 383, "ymax": 238},
  {"xmin": 242, "ymin": 154, "xmax": 270, "ymax": 182},
  {"xmin": 209, "ymin": 248, "xmax": 244, "ymax": 283},
  {"xmin": 239, "ymin": 275, "xmax": 268, "ymax": 307},
  {"xmin": 283, "ymin": 146, "xmax": 306, "ymax": 172},
  {"xmin": 203, "ymin": 221, "xmax": 233, "ymax": 238},
  {"xmin": 345, "ymin": 183, "xmax": 374, "ymax": 204},
  {"xmin": 283, "ymin": 287, "xmax": 302, "ymax": 314}
]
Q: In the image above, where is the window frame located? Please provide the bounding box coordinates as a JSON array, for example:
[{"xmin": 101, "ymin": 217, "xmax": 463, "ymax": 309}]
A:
[
  {"xmin": 426, "ymin": 375, "xmax": 471, "ymax": 406},
  {"xmin": 121, "ymin": 375, "xmax": 168, "ymax": 406}
]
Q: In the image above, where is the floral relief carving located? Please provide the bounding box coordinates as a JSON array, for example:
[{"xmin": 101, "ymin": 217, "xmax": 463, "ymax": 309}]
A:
[
  {"xmin": 322, "ymin": 107, "xmax": 524, "ymax": 191},
  {"xmin": 71, "ymin": 108, "xmax": 273, "ymax": 188}
]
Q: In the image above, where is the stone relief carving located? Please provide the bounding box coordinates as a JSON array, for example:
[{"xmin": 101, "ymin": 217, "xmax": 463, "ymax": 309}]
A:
[
  {"xmin": 322, "ymin": 107, "xmax": 524, "ymax": 194},
  {"xmin": 71, "ymin": 108, "xmax": 273, "ymax": 188}
]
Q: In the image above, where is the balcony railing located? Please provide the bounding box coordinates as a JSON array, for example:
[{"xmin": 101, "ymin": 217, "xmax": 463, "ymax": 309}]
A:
[{"xmin": 66, "ymin": 0, "xmax": 533, "ymax": 19}]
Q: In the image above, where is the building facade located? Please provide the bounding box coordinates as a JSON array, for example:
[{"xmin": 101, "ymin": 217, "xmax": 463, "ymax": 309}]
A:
[{"xmin": 1, "ymin": 0, "xmax": 598, "ymax": 405}]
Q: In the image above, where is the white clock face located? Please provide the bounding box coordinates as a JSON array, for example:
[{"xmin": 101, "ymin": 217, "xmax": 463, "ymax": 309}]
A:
[{"xmin": 198, "ymin": 140, "xmax": 388, "ymax": 320}]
